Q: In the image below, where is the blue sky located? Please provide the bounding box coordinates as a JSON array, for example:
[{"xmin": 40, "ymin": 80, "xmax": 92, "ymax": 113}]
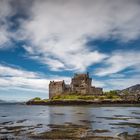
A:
[{"xmin": 0, "ymin": 0, "xmax": 140, "ymax": 101}]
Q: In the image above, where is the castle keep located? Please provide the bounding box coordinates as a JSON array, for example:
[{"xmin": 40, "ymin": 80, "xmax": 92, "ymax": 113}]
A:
[{"xmin": 49, "ymin": 73, "xmax": 103, "ymax": 99}]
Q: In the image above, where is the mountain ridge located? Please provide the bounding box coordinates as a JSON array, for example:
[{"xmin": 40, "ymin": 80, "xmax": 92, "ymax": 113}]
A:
[{"xmin": 120, "ymin": 84, "xmax": 140, "ymax": 94}]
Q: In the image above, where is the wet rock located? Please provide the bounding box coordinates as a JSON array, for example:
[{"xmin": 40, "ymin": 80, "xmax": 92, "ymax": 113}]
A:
[
  {"xmin": 16, "ymin": 119, "xmax": 28, "ymax": 123},
  {"xmin": 0, "ymin": 121, "xmax": 13, "ymax": 125},
  {"xmin": 0, "ymin": 137, "xmax": 14, "ymax": 140},
  {"xmin": 96, "ymin": 116, "xmax": 130, "ymax": 120},
  {"xmin": 53, "ymin": 113, "xmax": 65, "ymax": 115},
  {"xmin": 118, "ymin": 132, "xmax": 140, "ymax": 140},
  {"xmin": 4, "ymin": 126, "xmax": 24, "ymax": 131},
  {"xmin": 35, "ymin": 124, "xmax": 43, "ymax": 128},
  {"xmin": 93, "ymin": 129, "xmax": 110, "ymax": 133},
  {"xmin": 76, "ymin": 112, "xmax": 84, "ymax": 114},
  {"xmin": 29, "ymin": 123, "xmax": 90, "ymax": 139},
  {"xmin": 1, "ymin": 116, "xmax": 7, "ymax": 118},
  {"xmin": 132, "ymin": 112, "xmax": 140, "ymax": 115},
  {"xmin": 79, "ymin": 120, "xmax": 95, "ymax": 124},
  {"xmin": 29, "ymin": 123, "xmax": 121, "ymax": 140},
  {"xmin": 110, "ymin": 122, "xmax": 140, "ymax": 128}
]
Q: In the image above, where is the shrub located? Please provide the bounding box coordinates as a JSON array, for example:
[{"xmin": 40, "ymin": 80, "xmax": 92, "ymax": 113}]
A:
[{"xmin": 32, "ymin": 97, "xmax": 41, "ymax": 101}]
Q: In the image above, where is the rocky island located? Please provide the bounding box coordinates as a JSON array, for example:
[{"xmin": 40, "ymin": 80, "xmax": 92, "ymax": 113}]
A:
[{"xmin": 27, "ymin": 73, "xmax": 140, "ymax": 105}]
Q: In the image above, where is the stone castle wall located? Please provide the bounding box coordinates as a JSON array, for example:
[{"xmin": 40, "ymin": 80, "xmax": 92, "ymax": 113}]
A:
[
  {"xmin": 49, "ymin": 73, "xmax": 103, "ymax": 99},
  {"xmin": 49, "ymin": 81, "xmax": 65, "ymax": 98},
  {"xmin": 71, "ymin": 73, "xmax": 92, "ymax": 95}
]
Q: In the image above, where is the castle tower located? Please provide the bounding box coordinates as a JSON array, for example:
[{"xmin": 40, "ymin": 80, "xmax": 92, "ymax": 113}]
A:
[
  {"xmin": 49, "ymin": 80, "xmax": 65, "ymax": 99},
  {"xmin": 71, "ymin": 72, "xmax": 92, "ymax": 95}
]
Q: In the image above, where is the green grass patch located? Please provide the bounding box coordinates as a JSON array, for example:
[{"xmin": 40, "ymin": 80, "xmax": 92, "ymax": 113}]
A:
[
  {"xmin": 51, "ymin": 94, "xmax": 96, "ymax": 100},
  {"xmin": 51, "ymin": 93, "xmax": 121, "ymax": 101}
]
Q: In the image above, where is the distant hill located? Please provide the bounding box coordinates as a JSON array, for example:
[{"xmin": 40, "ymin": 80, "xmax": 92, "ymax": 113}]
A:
[
  {"xmin": 119, "ymin": 84, "xmax": 140, "ymax": 95},
  {"xmin": 0, "ymin": 99, "xmax": 24, "ymax": 104},
  {"xmin": 0, "ymin": 99, "xmax": 7, "ymax": 103}
]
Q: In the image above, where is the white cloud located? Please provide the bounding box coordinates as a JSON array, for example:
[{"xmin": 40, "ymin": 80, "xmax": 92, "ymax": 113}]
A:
[
  {"xmin": 95, "ymin": 51, "xmax": 140, "ymax": 76},
  {"xmin": 92, "ymin": 79, "xmax": 105, "ymax": 88},
  {"xmin": 23, "ymin": 39, "xmax": 106, "ymax": 72},
  {"xmin": 19, "ymin": 0, "xmax": 140, "ymax": 71},
  {"xmin": 37, "ymin": 50, "xmax": 107, "ymax": 72},
  {"xmin": 0, "ymin": 64, "xmax": 71, "ymax": 93},
  {"xmin": 0, "ymin": 26, "xmax": 10, "ymax": 47},
  {"xmin": 0, "ymin": 0, "xmax": 12, "ymax": 47},
  {"xmin": 0, "ymin": 64, "xmax": 38, "ymax": 78},
  {"xmin": 91, "ymin": 73, "xmax": 140, "ymax": 91},
  {"xmin": 103, "ymin": 75, "xmax": 140, "ymax": 91},
  {"xmin": 0, "ymin": 77, "xmax": 49, "ymax": 91},
  {"xmin": 0, "ymin": 0, "xmax": 140, "ymax": 71},
  {"xmin": 0, "ymin": 0, "xmax": 32, "ymax": 48}
]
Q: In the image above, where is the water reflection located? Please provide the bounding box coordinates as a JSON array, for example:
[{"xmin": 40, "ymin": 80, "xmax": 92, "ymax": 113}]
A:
[
  {"xmin": 0, "ymin": 105, "xmax": 139, "ymax": 137},
  {"xmin": 47, "ymin": 106, "xmax": 140, "ymax": 136},
  {"xmin": 48, "ymin": 106, "xmax": 93, "ymax": 126}
]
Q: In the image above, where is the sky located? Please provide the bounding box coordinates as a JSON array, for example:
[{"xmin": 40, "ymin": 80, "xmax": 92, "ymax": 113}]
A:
[{"xmin": 0, "ymin": 0, "xmax": 140, "ymax": 101}]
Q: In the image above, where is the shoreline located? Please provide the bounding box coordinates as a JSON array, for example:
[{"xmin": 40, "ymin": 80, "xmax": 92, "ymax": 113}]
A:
[{"xmin": 26, "ymin": 99, "xmax": 140, "ymax": 106}]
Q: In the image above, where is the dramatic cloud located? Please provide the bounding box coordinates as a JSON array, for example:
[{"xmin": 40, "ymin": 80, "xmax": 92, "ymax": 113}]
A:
[
  {"xmin": 95, "ymin": 51, "xmax": 140, "ymax": 76},
  {"xmin": 20, "ymin": 0, "xmax": 140, "ymax": 71},
  {"xmin": 0, "ymin": 0, "xmax": 12, "ymax": 47},
  {"xmin": 0, "ymin": 0, "xmax": 32, "ymax": 48},
  {"xmin": 1, "ymin": 0, "xmax": 140, "ymax": 71}
]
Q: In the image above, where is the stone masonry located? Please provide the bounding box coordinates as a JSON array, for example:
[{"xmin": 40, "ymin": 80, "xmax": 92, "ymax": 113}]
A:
[{"xmin": 49, "ymin": 73, "xmax": 103, "ymax": 99}]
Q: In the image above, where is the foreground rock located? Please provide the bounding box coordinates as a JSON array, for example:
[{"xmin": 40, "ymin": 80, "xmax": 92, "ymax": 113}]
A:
[
  {"xmin": 29, "ymin": 123, "xmax": 120, "ymax": 140},
  {"xmin": 1, "ymin": 122, "xmax": 139, "ymax": 140}
]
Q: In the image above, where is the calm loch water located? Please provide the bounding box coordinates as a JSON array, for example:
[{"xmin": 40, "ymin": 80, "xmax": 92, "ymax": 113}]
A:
[{"xmin": 0, "ymin": 104, "xmax": 140, "ymax": 139}]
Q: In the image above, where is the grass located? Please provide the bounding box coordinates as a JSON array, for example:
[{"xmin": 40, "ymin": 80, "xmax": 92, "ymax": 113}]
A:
[
  {"xmin": 31, "ymin": 91, "xmax": 121, "ymax": 102},
  {"xmin": 51, "ymin": 94, "xmax": 96, "ymax": 100},
  {"xmin": 51, "ymin": 94, "xmax": 121, "ymax": 101}
]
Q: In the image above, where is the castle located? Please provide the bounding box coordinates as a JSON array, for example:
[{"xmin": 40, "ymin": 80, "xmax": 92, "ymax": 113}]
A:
[{"xmin": 49, "ymin": 73, "xmax": 103, "ymax": 99}]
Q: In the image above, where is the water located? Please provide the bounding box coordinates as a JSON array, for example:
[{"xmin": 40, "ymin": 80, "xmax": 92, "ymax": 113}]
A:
[{"xmin": 0, "ymin": 104, "xmax": 140, "ymax": 139}]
